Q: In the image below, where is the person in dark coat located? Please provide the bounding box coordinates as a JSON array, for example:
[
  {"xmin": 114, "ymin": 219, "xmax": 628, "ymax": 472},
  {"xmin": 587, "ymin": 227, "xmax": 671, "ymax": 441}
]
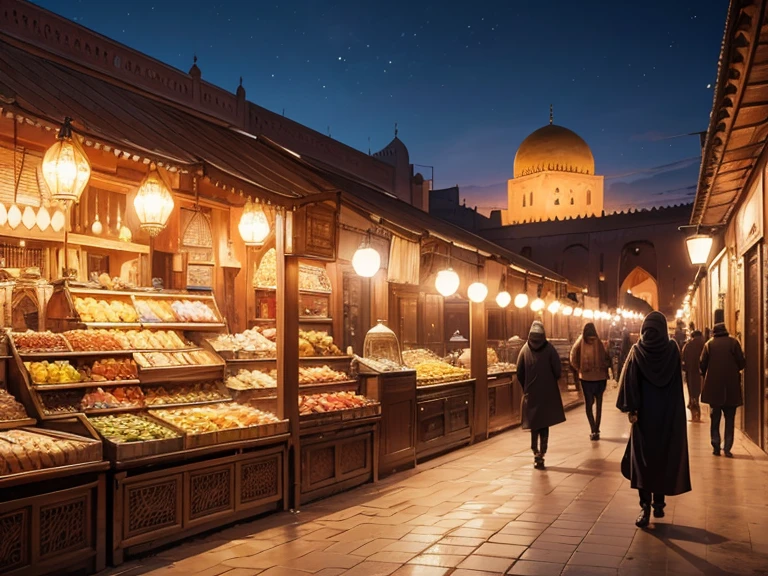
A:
[
  {"xmin": 616, "ymin": 311, "xmax": 691, "ymax": 528},
  {"xmin": 570, "ymin": 323, "xmax": 611, "ymax": 440},
  {"xmin": 517, "ymin": 320, "xmax": 566, "ymax": 469},
  {"xmin": 700, "ymin": 309, "xmax": 746, "ymax": 457},
  {"xmin": 681, "ymin": 330, "xmax": 705, "ymax": 422}
]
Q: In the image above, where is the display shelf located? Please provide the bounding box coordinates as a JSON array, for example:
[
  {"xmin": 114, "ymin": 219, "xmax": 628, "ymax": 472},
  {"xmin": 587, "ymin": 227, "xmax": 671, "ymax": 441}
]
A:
[
  {"xmin": 19, "ymin": 349, "xmax": 135, "ymax": 359},
  {"xmin": 135, "ymin": 361, "xmax": 225, "ymax": 385},
  {"xmin": 298, "ymin": 380, "xmax": 359, "ymax": 394},
  {"xmin": 0, "ymin": 416, "xmax": 37, "ymax": 430},
  {"xmin": 32, "ymin": 379, "xmax": 142, "ymax": 390},
  {"xmin": 416, "ymin": 378, "xmax": 475, "ymax": 462}
]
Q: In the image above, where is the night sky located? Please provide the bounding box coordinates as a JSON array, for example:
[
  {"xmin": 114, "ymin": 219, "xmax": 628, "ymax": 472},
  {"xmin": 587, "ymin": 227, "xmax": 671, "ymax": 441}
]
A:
[{"xmin": 36, "ymin": 0, "xmax": 726, "ymax": 214}]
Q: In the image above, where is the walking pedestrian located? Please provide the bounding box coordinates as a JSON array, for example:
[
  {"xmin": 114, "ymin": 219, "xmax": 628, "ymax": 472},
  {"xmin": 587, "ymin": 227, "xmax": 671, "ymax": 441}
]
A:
[
  {"xmin": 618, "ymin": 325, "xmax": 631, "ymax": 379},
  {"xmin": 700, "ymin": 309, "xmax": 746, "ymax": 458},
  {"xmin": 681, "ymin": 330, "xmax": 705, "ymax": 422},
  {"xmin": 517, "ymin": 320, "xmax": 566, "ymax": 470},
  {"xmin": 616, "ymin": 311, "xmax": 691, "ymax": 528},
  {"xmin": 570, "ymin": 322, "xmax": 611, "ymax": 440}
]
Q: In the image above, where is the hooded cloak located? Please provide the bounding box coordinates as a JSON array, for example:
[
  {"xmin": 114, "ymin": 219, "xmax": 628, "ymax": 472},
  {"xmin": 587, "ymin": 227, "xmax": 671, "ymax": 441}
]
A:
[
  {"xmin": 517, "ymin": 321, "xmax": 566, "ymax": 430},
  {"xmin": 616, "ymin": 311, "xmax": 691, "ymax": 495}
]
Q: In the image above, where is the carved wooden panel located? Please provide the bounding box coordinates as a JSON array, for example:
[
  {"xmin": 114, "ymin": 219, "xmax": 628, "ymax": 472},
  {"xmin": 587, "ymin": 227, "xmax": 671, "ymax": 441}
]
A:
[
  {"xmin": 39, "ymin": 495, "xmax": 89, "ymax": 558},
  {"xmin": 124, "ymin": 477, "xmax": 181, "ymax": 539},
  {"xmin": 189, "ymin": 466, "xmax": 233, "ymax": 520},
  {"xmin": 488, "ymin": 388, "xmax": 497, "ymax": 418},
  {"xmin": 0, "ymin": 509, "xmax": 28, "ymax": 573},
  {"xmin": 239, "ymin": 456, "xmax": 279, "ymax": 504},
  {"xmin": 290, "ymin": 204, "xmax": 337, "ymax": 260},
  {"xmin": 339, "ymin": 439, "xmax": 367, "ymax": 475},
  {"xmin": 308, "ymin": 446, "xmax": 335, "ymax": 486}
]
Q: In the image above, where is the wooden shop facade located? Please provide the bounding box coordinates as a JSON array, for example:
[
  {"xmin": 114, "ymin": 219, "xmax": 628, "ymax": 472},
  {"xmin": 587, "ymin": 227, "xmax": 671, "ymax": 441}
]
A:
[{"xmin": 0, "ymin": 2, "xmax": 586, "ymax": 575}]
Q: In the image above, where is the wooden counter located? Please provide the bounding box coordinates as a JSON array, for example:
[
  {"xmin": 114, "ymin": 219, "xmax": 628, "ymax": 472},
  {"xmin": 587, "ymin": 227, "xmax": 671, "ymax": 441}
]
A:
[
  {"xmin": 360, "ymin": 370, "xmax": 417, "ymax": 478},
  {"xmin": 487, "ymin": 371, "xmax": 520, "ymax": 434},
  {"xmin": 415, "ymin": 379, "xmax": 475, "ymax": 461}
]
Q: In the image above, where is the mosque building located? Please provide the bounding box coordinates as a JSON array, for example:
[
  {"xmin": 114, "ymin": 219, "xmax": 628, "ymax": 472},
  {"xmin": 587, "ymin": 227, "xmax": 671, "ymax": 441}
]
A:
[{"xmin": 430, "ymin": 109, "xmax": 696, "ymax": 319}]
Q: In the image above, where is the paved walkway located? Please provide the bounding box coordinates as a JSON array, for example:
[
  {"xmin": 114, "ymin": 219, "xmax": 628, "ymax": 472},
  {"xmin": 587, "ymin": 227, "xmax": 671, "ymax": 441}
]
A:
[{"xmin": 106, "ymin": 389, "xmax": 768, "ymax": 576}]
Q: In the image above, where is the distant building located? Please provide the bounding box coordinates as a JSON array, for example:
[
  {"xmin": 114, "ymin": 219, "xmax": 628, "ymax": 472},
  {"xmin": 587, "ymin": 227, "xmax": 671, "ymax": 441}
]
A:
[{"xmin": 429, "ymin": 114, "xmax": 696, "ymax": 317}]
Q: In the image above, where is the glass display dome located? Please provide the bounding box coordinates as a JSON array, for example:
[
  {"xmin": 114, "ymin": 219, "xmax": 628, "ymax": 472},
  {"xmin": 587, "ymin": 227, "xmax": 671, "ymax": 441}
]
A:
[{"xmin": 363, "ymin": 321, "xmax": 404, "ymax": 366}]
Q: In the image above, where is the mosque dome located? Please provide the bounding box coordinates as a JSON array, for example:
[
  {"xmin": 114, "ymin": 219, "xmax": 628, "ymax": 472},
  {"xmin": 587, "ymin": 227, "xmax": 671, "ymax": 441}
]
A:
[{"xmin": 513, "ymin": 124, "xmax": 594, "ymax": 178}]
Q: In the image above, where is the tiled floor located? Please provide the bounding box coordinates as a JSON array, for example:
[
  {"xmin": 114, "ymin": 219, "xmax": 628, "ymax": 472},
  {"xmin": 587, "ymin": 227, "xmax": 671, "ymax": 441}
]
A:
[{"xmin": 104, "ymin": 388, "xmax": 768, "ymax": 576}]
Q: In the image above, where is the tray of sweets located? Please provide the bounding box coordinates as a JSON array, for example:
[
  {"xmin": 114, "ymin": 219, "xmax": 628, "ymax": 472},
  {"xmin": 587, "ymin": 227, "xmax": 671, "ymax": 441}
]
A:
[
  {"xmin": 11, "ymin": 331, "xmax": 71, "ymax": 354},
  {"xmin": 88, "ymin": 413, "xmax": 183, "ymax": 461}
]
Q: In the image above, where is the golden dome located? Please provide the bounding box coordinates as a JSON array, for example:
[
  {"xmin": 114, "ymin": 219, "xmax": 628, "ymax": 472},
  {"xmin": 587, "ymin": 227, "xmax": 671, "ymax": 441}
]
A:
[{"xmin": 513, "ymin": 124, "xmax": 594, "ymax": 178}]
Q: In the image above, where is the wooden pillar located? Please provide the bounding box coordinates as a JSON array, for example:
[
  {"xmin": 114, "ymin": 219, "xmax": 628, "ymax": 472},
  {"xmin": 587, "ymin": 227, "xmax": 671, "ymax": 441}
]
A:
[
  {"xmin": 276, "ymin": 210, "xmax": 300, "ymax": 509},
  {"xmin": 470, "ymin": 300, "xmax": 488, "ymax": 442}
]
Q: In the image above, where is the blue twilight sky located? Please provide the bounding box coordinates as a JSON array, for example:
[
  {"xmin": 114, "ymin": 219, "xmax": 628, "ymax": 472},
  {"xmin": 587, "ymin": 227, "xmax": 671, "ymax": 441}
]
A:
[{"xmin": 35, "ymin": 0, "xmax": 727, "ymax": 214}]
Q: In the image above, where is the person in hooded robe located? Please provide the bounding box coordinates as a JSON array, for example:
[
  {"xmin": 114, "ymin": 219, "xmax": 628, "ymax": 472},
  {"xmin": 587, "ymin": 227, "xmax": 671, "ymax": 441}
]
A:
[
  {"xmin": 616, "ymin": 311, "xmax": 691, "ymax": 528},
  {"xmin": 681, "ymin": 330, "xmax": 705, "ymax": 422},
  {"xmin": 570, "ymin": 322, "xmax": 611, "ymax": 440},
  {"xmin": 517, "ymin": 320, "xmax": 566, "ymax": 469},
  {"xmin": 700, "ymin": 309, "xmax": 746, "ymax": 457}
]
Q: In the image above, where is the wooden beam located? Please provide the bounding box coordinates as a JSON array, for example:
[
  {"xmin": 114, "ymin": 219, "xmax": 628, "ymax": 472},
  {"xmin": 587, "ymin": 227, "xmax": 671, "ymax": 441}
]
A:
[{"xmin": 470, "ymin": 299, "xmax": 488, "ymax": 443}]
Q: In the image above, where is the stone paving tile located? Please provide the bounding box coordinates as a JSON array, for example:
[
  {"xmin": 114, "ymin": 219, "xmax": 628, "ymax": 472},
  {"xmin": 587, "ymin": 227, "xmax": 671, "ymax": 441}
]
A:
[{"xmin": 101, "ymin": 390, "xmax": 768, "ymax": 576}]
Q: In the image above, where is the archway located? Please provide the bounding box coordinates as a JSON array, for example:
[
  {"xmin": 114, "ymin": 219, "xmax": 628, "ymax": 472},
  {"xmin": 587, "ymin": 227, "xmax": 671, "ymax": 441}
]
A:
[{"xmin": 620, "ymin": 266, "xmax": 658, "ymax": 310}]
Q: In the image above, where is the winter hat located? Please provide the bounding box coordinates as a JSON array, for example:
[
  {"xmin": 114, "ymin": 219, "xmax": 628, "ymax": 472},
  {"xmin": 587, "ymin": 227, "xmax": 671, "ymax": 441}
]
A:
[
  {"xmin": 529, "ymin": 320, "xmax": 545, "ymax": 335},
  {"xmin": 714, "ymin": 309, "xmax": 725, "ymax": 326}
]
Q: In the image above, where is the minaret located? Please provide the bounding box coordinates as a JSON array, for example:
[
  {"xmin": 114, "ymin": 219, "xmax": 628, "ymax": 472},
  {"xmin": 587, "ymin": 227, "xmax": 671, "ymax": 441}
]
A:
[{"xmin": 549, "ymin": 104, "xmax": 553, "ymax": 125}]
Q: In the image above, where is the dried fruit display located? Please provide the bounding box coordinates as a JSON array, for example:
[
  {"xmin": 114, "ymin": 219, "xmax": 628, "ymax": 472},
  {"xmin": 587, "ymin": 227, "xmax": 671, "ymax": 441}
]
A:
[
  {"xmin": 82, "ymin": 358, "xmax": 138, "ymax": 381},
  {"xmin": 170, "ymin": 300, "xmax": 218, "ymax": 322},
  {"xmin": 209, "ymin": 329, "xmax": 276, "ymax": 357},
  {"xmin": 402, "ymin": 348, "xmax": 441, "ymax": 368},
  {"xmin": 133, "ymin": 350, "xmax": 220, "ymax": 368},
  {"xmin": 488, "ymin": 362, "xmax": 517, "ymax": 375},
  {"xmin": 80, "ymin": 386, "xmax": 144, "ymax": 410},
  {"xmin": 144, "ymin": 382, "xmax": 230, "ymax": 406},
  {"xmin": 74, "ymin": 296, "xmax": 138, "ymax": 323},
  {"xmin": 298, "ymin": 366, "xmax": 349, "ymax": 385},
  {"xmin": 152, "ymin": 403, "xmax": 280, "ymax": 433},
  {"xmin": 414, "ymin": 361, "xmax": 470, "ymax": 385},
  {"xmin": 38, "ymin": 390, "xmax": 81, "ymax": 415},
  {"xmin": 113, "ymin": 329, "xmax": 189, "ymax": 350},
  {"xmin": 0, "ymin": 428, "xmax": 100, "ymax": 475},
  {"xmin": 226, "ymin": 369, "xmax": 277, "ymax": 390},
  {"xmin": 487, "ymin": 348, "xmax": 499, "ymax": 365},
  {"xmin": 89, "ymin": 413, "xmax": 179, "ymax": 443},
  {"xmin": 26, "ymin": 361, "xmax": 82, "ymax": 385},
  {"xmin": 12, "ymin": 331, "xmax": 69, "ymax": 353},
  {"xmin": 0, "ymin": 389, "xmax": 29, "ymax": 422},
  {"xmin": 299, "ymin": 330, "xmax": 343, "ymax": 357},
  {"xmin": 298, "ymin": 392, "xmax": 375, "ymax": 415},
  {"xmin": 64, "ymin": 330, "xmax": 124, "ymax": 351}
]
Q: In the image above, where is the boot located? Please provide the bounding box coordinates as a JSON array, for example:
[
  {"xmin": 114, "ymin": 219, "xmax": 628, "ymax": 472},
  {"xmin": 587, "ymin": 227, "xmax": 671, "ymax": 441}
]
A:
[
  {"xmin": 652, "ymin": 502, "xmax": 666, "ymax": 518},
  {"xmin": 635, "ymin": 505, "xmax": 650, "ymax": 528},
  {"xmin": 533, "ymin": 452, "xmax": 544, "ymax": 469}
]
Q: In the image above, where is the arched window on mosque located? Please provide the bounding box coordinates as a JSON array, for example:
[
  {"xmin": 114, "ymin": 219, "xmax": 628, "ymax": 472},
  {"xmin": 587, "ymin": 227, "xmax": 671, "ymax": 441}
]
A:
[
  {"xmin": 570, "ymin": 190, "xmax": 574, "ymax": 205},
  {"xmin": 587, "ymin": 189, "xmax": 592, "ymax": 205},
  {"xmin": 522, "ymin": 194, "xmax": 526, "ymax": 208},
  {"xmin": 554, "ymin": 188, "xmax": 560, "ymax": 206},
  {"xmin": 530, "ymin": 191, "xmax": 533, "ymax": 206}
]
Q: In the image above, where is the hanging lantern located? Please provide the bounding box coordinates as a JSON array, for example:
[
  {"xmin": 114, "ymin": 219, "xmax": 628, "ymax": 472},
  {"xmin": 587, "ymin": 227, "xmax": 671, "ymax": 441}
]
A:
[
  {"xmin": 133, "ymin": 164, "xmax": 175, "ymax": 237},
  {"xmin": 530, "ymin": 297, "xmax": 545, "ymax": 312},
  {"xmin": 0, "ymin": 203, "xmax": 7, "ymax": 226},
  {"xmin": 547, "ymin": 300, "xmax": 561, "ymax": 314},
  {"xmin": 91, "ymin": 193, "xmax": 103, "ymax": 235},
  {"xmin": 685, "ymin": 234, "xmax": 713, "ymax": 266},
  {"xmin": 467, "ymin": 282, "xmax": 488, "ymax": 303},
  {"xmin": 435, "ymin": 268, "xmax": 460, "ymax": 297},
  {"xmin": 496, "ymin": 291, "xmax": 511, "ymax": 308},
  {"xmin": 573, "ymin": 307, "xmax": 583, "ymax": 317},
  {"xmin": 42, "ymin": 117, "xmax": 91, "ymax": 203},
  {"xmin": 238, "ymin": 197, "xmax": 270, "ymax": 246},
  {"xmin": 352, "ymin": 237, "xmax": 381, "ymax": 278},
  {"xmin": 562, "ymin": 305, "xmax": 573, "ymax": 316},
  {"xmin": 50, "ymin": 209, "xmax": 66, "ymax": 232},
  {"xmin": 36, "ymin": 206, "xmax": 51, "ymax": 231},
  {"xmin": 7, "ymin": 204, "xmax": 21, "ymax": 229},
  {"xmin": 514, "ymin": 293, "xmax": 529, "ymax": 309},
  {"xmin": 583, "ymin": 309, "xmax": 594, "ymax": 319}
]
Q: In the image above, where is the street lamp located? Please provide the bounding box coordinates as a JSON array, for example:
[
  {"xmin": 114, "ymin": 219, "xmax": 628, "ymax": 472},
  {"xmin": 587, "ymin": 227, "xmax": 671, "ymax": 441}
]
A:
[{"xmin": 685, "ymin": 234, "xmax": 714, "ymax": 266}]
